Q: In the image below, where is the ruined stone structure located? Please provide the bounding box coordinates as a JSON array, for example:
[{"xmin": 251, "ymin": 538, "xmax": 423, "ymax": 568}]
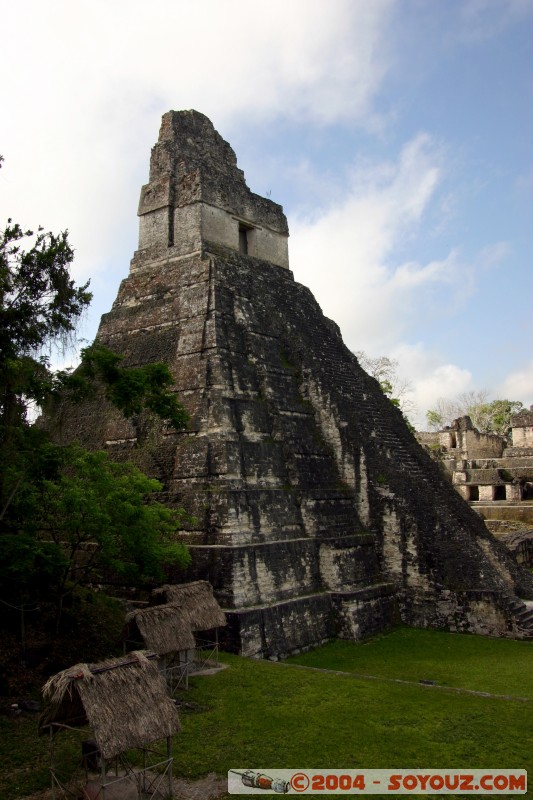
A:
[
  {"xmin": 419, "ymin": 412, "xmax": 533, "ymax": 505},
  {"xmin": 52, "ymin": 110, "xmax": 533, "ymax": 655},
  {"xmin": 136, "ymin": 111, "xmax": 289, "ymax": 270},
  {"xmin": 511, "ymin": 408, "xmax": 533, "ymax": 450},
  {"xmin": 419, "ymin": 412, "xmax": 533, "ymax": 568}
]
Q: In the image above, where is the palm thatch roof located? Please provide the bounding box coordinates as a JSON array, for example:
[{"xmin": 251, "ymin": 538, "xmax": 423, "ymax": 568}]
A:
[
  {"xmin": 125, "ymin": 601, "xmax": 195, "ymax": 655},
  {"xmin": 39, "ymin": 651, "xmax": 180, "ymax": 759},
  {"xmin": 151, "ymin": 581, "xmax": 226, "ymax": 631}
]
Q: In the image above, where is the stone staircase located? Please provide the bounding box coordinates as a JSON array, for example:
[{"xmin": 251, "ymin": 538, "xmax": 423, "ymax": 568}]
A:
[{"xmin": 503, "ymin": 593, "xmax": 533, "ymax": 639}]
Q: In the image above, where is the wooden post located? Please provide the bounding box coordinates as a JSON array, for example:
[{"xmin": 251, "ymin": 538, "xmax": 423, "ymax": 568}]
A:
[
  {"xmin": 50, "ymin": 727, "xmax": 56, "ymax": 800},
  {"xmin": 101, "ymin": 757, "xmax": 107, "ymax": 799},
  {"xmin": 167, "ymin": 737, "xmax": 173, "ymax": 799}
]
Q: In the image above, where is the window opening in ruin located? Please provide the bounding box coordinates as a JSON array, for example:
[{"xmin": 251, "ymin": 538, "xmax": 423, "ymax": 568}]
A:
[
  {"xmin": 450, "ymin": 433, "xmax": 457, "ymax": 448},
  {"xmin": 238, "ymin": 222, "xmax": 253, "ymax": 255},
  {"xmin": 494, "ymin": 485, "xmax": 506, "ymax": 501},
  {"xmin": 168, "ymin": 205, "xmax": 175, "ymax": 247},
  {"xmin": 468, "ymin": 486, "xmax": 479, "ymax": 501}
]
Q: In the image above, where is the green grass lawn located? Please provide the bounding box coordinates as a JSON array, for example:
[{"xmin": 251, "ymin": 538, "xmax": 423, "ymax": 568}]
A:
[
  {"xmin": 1, "ymin": 628, "xmax": 532, "ymax": 799},
  {"xmin": 286, "ymin": 627, "xmax": 533, "ymax": 698}
]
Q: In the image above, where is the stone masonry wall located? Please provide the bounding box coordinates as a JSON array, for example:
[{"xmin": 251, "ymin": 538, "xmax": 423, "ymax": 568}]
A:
[
  {"xmin": 47, "ymin": 111, "xmax": 533, "ymax": 656},
  {"xmin": 136, "ymin": 110, "xmax": 289, "ymax": 269},
  {"xmin": 51, "ymin": 245, "xmax": 533, "ymax": 654}
]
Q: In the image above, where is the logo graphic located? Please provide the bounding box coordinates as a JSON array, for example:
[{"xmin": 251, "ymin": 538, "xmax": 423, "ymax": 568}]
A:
[
  {"xmin": 290, "ymin": 772, "xmax": 310, "ymax": 792},
  {"xmin": 228, "ymin": 769, "xmax": 527, "ymax": 794},
  {"xmin": 229, "ymin": 769, "xmax": 291, "ymax": 793}
]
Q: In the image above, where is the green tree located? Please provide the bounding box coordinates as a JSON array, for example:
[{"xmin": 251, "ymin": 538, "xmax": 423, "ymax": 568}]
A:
[
  {"xmin": 0, "ymin": 219, "xmax": 90, "ymax": 429},
  {"xmin": 1, "ymin": 162, "xmax": 190, "ymax": 611},
  {"xmin": 55, "ymin": 342, "xmax": 189, "ymax": 430},
  {"xmin": 470, "ymin": 398, "xmax": 523, "ymax": 438},
  {"xmin": 354, "ymin": 351, "xmax": 416, "ymax": 415},
  {"xmin": 426, "ymin": 392, "xmax": 523, "ymax": 438},
  {"xmin": 0, "ymin": 211, "xmax": 91, "ymax": 521},
  {"xmin": 0, "ymin": 209, "xmax": 188, "ymax": 513},
  {"xmin": 425, "ymin": 409, "xmax": 444, "ymax": 431},
  {"xmin": 33, "ymin": 445, "xmax": 189, "ymax": 617},
  {"xmin": 0, "ymin": 216, "xmax": 188, "ymax": 445}
]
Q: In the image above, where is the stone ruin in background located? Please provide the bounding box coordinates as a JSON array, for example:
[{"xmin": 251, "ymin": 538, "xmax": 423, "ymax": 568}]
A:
[
  {"xmin": 420, "ymin": 408, "xmax": 533, "ymax": 503},
  {"xmin": 419, "ymin": 409, "xmax": 533, "ymax": 568},
  {"xmin": 50, "ymin": 110, "xmax": 533, "ymax": 656}
]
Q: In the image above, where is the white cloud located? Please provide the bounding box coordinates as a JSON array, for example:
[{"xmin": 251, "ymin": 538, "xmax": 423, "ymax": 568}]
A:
[
  {"xmin": 388, "ymin": 343, "xmax": 533, "ymax": 431},
  {"xmin": 1, "ymin": 0, "xmax": 525, "ymax": 431},
  {"xmin": 387, "ymin": 342, "xmax": 473, "ymax": 429},
  {"xmin": 288, "ymin": 134, "xmax": 514, "ymax": 430},
  {"xmin": 0, "ymin": 0, "xmax": 396, "ymax": 295},
  {"xmin": 498, "ymin": 361, "xmax": 533, "ymax": 407},
  {"xmin": 289, "ymin": 133, "xmax": 453, "ymax": 354}
]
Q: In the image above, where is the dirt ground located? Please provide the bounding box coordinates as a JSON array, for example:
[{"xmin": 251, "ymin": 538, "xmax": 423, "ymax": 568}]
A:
[
  {"xmin": 173, "ymin": 772, "xmax": 228, "ymax": 799},
  {"xmin": 20, "ymin": 772, "xmax": 228, "ymax": 800}
]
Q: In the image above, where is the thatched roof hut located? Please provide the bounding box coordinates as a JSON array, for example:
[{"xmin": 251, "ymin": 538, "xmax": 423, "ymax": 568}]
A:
[
  {"xmin": 39, "ymin": 652, "xmax": 180, "ymax": 760},
  {"xmin": 124, "ymin": 601, "xmax": 195, "ymax": 655},
  {"xmin": 151, "ymin": 581, "xmax": 226, "ymax": 631}
]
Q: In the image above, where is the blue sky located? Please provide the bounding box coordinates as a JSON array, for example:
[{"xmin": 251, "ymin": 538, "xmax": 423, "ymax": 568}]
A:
[{"xmin": 1, "ymin": 0, "xmax": 532, "ymax": 427}]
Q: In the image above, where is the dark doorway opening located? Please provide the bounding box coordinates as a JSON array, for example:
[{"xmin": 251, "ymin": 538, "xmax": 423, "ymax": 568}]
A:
[{"xmin": 239, "ymin": 223, "xmax": 249, "ymax": 254}]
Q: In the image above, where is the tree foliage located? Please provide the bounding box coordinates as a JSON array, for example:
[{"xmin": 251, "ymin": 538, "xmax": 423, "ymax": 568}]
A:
[
  {"xmin": 425, "ymin": 391, "xmax": 523, "ymax": 437},
  {"xmin": 0, "ymin": 219, "xmax": 91, "ymax": 437},
  {"xmin": 355, "ymin": 350, "xmax": 417, "ymax": 418},
  {"xmin": 0, "ymin": 202, "xmax": 189, "ymax": 512},
  {"xmin": 481, "ymin": 399, "xmax": 524, "ymax": 437},
  {"xmin": 0, "ymin": 165, "xmax": 191, "ymax": 613},
  {"xmin": 0, "ymin": 216, "xmax": 189, "ymax": 440},
  {"xmin": 21, "ymin": 444, "xmax": 189, "ymax": 594},
  {"xmin": 55, "ymin": 342, "xmax": 189, "ymax": 431},
  {"xmin": 0, "ymin": 220, "xmax": 90, "ymax": 359}
]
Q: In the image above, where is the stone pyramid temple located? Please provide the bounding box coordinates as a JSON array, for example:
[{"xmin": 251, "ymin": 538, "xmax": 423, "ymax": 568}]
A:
[{"xmin": 54, "ymin": 110, "xmax": 533, "ymax": 657}]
